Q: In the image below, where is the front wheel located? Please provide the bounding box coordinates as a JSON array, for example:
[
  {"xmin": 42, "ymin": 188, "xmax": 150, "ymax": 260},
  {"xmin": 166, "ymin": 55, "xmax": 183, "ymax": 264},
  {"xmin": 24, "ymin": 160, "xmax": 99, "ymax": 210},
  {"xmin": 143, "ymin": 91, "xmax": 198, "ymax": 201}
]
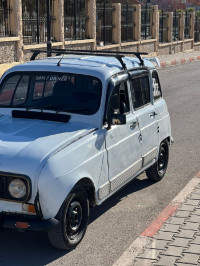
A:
[
  {"xmin": 48, "ymin": 186, "xmax": 89, "ymax": 250},
  {"xmin": 146, "ymin": 140, "xmax": 169, "ymax": 182}
]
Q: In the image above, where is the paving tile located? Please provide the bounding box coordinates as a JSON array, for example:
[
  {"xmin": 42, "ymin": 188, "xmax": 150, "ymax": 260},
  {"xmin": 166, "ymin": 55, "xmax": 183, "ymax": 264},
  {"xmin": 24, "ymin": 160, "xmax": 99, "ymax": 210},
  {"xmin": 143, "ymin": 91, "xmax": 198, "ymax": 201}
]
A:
[
  {"xmin": 160, "ymin": 246, "xmax": 183, "ymax": 257},
  {"xmin": 184, "ymin": 199, "xmax": 200, "ymax": 206},
  {"xmin": 179, "ymin": 204, "xmax": 196, "ymax": 212},
  {"xmin": 180, "ymin": 222, "xmax": 200, "ymax": 231},
  {"xmin": 154, "ymin": 255, "xmax": 178, "ymax": 265},
  {"xmin": 167, "ymin": 217, "xmax": 185, "ymax": 225},
  {"xmin": 169, "ymin": 237, "xmax": 191, "ymax": 248},
  {"xmin": 187, "ymin": 215, "xmax": 200, "ymax": 223},
  {"xmin": 155, "ymin": 231, "xmax": 175, "ymax": 241},
  {"xmin": 177, "ymin": 253, "xmax": 199, "ymax": 264},
  {"xmin": 185, "ymin": 244, "xmax": 200, "ymax": 254},
  {"xmin": 137, "ymin": 248, "xmax": 161, "ymax": 260},
  {"xmin": 146, "ymin": 239, "xmax": 170, "ymax": 250},
  {"xmin": 174, "ymin": 211, "xmax": 191, "ymax": 218},
  {"xmin": 188, "ymin": 194, "xmax": 200, "ymax": 200},
  {"xmin": 175, "ymin": 263, "xmax": 198, "ymax": 266},
  {"xmin": 193, "ymin": 188, "xmax": 200, "ymax": 194},
  {"xmin": 161, "ymin": 224, "xmax": 180, "ymax": 233},
  {"xmin": 175, "ymin": 229, "xmax": 195, "ymax": 239},
  {"xmin": 193, "ymin": 208, "xmax": 200, "ymax": 216},
  {"xmin": 134, "ymin": 258, "xmax": 155, "ymax": 266},
  {"xmin": 190, "ymin": 235, "xmax": 200, "ymax": 244}
]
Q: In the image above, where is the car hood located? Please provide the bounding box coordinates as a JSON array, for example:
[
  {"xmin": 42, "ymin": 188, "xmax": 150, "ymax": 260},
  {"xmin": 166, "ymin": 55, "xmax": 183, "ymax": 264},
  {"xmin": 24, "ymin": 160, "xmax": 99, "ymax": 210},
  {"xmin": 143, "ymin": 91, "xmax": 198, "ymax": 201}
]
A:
[{"xmin": 0, "ymin": 115, "xmax": 96, "ymax": 200}]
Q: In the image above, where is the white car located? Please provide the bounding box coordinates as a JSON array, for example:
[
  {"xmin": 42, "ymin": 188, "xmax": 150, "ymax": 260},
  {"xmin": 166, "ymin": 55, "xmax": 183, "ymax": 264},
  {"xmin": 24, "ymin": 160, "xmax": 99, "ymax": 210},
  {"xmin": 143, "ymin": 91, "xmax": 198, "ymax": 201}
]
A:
[{"xmin": 0, "ymin": 50, "xmax": 172, "ymax": 250}]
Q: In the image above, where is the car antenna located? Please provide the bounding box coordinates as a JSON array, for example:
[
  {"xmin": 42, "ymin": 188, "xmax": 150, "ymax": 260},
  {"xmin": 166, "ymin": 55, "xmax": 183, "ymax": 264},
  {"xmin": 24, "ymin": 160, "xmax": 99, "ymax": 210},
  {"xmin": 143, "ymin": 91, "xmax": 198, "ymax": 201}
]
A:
[{"xmin": 57, "ymin": 37, "xmax": 76, "ymax": 67}]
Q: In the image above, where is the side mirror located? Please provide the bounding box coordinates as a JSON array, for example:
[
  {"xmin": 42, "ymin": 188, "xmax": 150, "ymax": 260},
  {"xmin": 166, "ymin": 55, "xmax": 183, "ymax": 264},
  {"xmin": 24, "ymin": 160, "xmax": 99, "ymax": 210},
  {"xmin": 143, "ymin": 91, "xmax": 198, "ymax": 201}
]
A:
[{"xmin": 108, "ymin": 114, "xmax": 126, "ymax": 127}]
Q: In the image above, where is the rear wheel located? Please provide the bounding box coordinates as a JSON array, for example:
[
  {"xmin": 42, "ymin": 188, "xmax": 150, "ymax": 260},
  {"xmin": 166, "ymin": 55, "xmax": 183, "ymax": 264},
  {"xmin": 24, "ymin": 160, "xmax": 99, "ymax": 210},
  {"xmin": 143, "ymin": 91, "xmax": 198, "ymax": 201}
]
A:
[
  {"xmin": 146, "ymin": 140, "xmax": 169, "ymax": 181},
  {"xmin": 48, "ymin": 186, "xmax": 89, "ymax": 250}
]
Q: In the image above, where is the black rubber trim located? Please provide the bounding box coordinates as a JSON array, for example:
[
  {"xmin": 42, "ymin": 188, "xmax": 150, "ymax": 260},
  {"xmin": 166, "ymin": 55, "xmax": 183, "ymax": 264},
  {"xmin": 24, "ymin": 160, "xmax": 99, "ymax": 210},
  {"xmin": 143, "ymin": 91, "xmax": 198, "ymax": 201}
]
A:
[
  {"xmin": 12, "ymin": 110, "xmax": 71, "ymax": 123},
  {"xmin": 1, "ymin": 216, "xmax": 59, "ymax": 231}
]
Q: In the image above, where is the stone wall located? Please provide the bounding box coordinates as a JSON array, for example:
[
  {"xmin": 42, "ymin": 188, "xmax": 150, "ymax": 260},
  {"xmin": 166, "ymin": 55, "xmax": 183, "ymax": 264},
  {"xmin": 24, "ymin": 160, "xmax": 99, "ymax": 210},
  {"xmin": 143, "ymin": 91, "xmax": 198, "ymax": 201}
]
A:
[{"xmin": 0, "ymin": 42, "xmax": 17, "ymax": 63}]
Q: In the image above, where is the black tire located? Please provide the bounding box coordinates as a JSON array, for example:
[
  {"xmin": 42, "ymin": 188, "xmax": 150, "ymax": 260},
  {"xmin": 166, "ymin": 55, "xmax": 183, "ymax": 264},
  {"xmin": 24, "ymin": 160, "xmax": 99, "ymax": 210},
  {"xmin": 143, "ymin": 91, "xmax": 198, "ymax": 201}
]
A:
[
  {"xmin": 146, "ymin": 140, "xmax": 169, "ymax": 182},
  {"xmin": 47, "ymin": 185, "xmax": 89, "ymax": 250}
]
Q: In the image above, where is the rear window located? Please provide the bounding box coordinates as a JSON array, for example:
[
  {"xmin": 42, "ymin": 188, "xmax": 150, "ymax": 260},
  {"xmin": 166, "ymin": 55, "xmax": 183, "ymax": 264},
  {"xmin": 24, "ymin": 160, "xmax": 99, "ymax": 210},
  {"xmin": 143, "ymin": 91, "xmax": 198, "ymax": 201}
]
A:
[{"xmin": 0, "ymin": 73, "xmax": 102, "ymax": 115}]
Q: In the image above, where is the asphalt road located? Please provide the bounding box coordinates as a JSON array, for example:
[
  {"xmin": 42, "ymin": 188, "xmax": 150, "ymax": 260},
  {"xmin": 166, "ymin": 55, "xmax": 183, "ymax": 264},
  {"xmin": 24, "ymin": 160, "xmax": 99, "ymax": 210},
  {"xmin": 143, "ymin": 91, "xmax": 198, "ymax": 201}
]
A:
[{"xmin": 0, "ymin": 62, "xmax": 200, "ymax": 266}]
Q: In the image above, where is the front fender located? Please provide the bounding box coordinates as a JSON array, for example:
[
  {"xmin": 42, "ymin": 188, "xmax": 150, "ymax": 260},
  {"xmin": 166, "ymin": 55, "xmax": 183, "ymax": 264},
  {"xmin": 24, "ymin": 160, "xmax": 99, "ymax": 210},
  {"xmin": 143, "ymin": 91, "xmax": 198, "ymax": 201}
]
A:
[{"xmin": 38, "ymin": 129, "xmax": 105, "ymax": 219}]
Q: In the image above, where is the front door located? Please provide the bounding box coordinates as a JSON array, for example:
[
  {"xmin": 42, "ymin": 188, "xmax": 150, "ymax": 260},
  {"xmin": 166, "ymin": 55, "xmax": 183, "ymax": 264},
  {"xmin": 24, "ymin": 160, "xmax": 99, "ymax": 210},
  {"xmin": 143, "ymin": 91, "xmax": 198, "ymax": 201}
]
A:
[{"xmin": 105, "ymin": 81, "xmax": 142, "ymax": 193}]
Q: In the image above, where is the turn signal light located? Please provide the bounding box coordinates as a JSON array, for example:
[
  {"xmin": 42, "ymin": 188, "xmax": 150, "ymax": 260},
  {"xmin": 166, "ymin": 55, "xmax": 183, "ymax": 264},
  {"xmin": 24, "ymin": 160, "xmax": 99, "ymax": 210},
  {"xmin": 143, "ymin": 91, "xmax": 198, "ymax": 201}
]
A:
[
  {"xmin": 22, "ymin": 204, "xmax": 36, "ymax": 214},
  {"xmin": 16, "ymin": 222, "xmax": 29, "ymax": 229}
]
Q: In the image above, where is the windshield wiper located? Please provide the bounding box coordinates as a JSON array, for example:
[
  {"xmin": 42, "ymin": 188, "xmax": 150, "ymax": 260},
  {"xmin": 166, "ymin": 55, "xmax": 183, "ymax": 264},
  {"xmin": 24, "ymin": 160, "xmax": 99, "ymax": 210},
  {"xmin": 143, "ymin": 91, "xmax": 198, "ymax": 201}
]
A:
[{"xmin": 23, "ymin": 105, "xmax": 91, "ymax": 114}]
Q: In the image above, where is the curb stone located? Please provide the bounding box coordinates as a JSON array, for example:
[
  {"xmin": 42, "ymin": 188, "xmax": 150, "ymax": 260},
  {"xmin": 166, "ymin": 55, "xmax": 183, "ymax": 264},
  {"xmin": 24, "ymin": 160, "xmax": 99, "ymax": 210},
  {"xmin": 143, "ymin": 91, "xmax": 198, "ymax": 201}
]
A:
[{"xmin": 160, "ymin": 55, "xmax": 200, "ymax": 68}]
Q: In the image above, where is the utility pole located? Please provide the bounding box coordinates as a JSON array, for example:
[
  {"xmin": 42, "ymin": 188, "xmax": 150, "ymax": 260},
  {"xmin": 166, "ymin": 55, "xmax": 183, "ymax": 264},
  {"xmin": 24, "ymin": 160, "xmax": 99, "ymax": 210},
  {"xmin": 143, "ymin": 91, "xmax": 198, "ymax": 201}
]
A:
[{"xmin": 46, "ymin": 0, "xmax": 52, "ymax": 57}]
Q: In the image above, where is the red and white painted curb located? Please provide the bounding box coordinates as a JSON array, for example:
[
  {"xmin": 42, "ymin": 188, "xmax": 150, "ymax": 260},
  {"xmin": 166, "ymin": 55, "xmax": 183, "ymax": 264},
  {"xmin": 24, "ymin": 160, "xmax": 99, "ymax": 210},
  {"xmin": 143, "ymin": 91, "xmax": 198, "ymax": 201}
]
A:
[
  {"xmin": 160, "ymin": 55, "xmax": 200, "ymax": 68},
  {"xmin": 113, "ymin": 172, "xmax": 200, "ymax": 266}
]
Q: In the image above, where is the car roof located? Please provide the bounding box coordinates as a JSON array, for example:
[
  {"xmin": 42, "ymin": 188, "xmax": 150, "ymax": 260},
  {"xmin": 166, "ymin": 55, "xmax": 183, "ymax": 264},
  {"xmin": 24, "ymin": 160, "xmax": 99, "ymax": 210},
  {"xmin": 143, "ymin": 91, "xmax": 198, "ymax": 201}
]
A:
[{"xmin": 5, "ymin": 54, "xmax": 156, "ymax": 82}]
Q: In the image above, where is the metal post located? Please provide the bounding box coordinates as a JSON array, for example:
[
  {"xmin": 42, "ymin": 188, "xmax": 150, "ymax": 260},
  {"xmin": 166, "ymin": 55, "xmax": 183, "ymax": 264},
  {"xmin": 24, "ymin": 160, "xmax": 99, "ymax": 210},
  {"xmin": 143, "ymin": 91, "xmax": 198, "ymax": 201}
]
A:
[
  {"xmin": 74, "ymin": 0, "xmax": 77, "ymax": 40},
  {"xmin": 103, "ymin": 0, "xmax": 106, "ymax": 45},
  {"xmin": 145, "ymin": 1, "xmax": 147, "ymax": 39},
  {"xmin": 46, "ymin": 0, "xmax": 52, "ymax": 57},
  {"xmin": 126, "ymin": 0, "xmax": 128, "ymax": 42},
  {"xmin": 162, "ymin": 10, "xmax": 164, "ymax": 43},
  {"xmin": 36, "ymin": 0, "xmax": 40, "ymax": 44}
]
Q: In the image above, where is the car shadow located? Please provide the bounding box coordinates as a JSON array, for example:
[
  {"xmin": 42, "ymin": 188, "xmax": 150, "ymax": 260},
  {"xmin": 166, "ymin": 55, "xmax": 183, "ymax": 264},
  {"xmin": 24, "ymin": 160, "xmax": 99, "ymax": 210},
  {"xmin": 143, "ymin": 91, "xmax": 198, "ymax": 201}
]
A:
[
  {"xmin": 89, "ymin": 176, "xmax": 155, "ymax": 224},
  {"xmin": 0, "ymin": 176, "xmax": 155, "ymax": 266}
]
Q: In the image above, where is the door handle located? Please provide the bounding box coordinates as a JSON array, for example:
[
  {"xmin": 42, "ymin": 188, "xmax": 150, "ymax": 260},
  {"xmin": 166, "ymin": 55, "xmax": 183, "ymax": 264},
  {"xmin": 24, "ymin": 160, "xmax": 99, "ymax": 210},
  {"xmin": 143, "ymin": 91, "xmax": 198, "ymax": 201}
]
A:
[
  {"xmin": 150, "ymin": 111, "xmax": 158, "ymax": 118},
  {"xmin": 129, "ymin": 121, "xmax": 139, "ymax": 129}
]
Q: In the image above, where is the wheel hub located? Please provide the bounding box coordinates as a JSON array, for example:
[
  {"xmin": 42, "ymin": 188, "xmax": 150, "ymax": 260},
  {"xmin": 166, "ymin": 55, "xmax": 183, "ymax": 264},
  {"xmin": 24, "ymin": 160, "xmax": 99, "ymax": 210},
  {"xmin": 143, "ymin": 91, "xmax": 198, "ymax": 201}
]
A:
[{"xmin": 67, "ymin": 201, "xmax": 82, "ymax": 238}]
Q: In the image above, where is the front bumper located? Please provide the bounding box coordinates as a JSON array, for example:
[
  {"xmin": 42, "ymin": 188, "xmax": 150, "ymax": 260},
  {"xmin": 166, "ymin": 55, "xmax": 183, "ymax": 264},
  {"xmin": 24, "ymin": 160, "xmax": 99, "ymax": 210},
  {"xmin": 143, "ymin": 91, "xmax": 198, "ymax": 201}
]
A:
[{"xmin": 0, "ymin": 214, "xmax": 59, "ymax": 231}]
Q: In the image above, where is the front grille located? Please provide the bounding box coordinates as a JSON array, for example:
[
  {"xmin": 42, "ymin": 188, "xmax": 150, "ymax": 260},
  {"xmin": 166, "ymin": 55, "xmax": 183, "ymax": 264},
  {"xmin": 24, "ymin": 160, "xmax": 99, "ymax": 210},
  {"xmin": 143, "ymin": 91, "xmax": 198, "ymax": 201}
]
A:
[{"xmin": 0, "ymin": 176, "xmax": 8, "ymax": 198}]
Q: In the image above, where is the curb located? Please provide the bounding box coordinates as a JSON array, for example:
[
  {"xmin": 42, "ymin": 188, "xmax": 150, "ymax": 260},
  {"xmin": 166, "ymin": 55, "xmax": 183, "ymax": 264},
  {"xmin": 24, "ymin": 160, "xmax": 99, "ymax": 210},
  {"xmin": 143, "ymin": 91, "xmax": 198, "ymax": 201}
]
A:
[
  {"xmin": 112, "ymin": 172, "xmax": 200, "ymax": 266},
  {"xmin": 160, "ymin": 55, "xmax": 200, "ymax": 68}
]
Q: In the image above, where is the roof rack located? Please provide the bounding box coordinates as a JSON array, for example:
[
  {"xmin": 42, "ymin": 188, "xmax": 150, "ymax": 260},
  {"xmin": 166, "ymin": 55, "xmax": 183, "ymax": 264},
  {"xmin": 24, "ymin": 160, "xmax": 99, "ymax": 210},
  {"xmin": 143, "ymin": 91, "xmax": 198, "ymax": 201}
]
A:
[{"xmin": 30, "ymin": 49, "xmax": 148, "ymax": 69}]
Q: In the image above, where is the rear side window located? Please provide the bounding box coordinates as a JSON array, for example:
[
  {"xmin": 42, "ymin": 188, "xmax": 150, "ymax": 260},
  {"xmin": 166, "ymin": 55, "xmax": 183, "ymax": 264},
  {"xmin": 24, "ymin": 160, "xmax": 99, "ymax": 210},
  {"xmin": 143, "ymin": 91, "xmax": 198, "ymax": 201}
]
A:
[
  {"xmin": 130, "ymin": 75, "xmax": 150, "ymax": 109},
  {"xmin": 152, "ymin": 71, "xmax": 162, "ymax": 100}
]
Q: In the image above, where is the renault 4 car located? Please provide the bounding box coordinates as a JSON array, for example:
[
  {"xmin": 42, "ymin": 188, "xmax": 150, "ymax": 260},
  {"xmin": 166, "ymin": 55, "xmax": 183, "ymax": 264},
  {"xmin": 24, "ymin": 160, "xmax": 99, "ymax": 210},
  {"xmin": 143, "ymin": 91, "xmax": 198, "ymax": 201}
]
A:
[{"xmin": 0, "ymin": 49, "xmax": 172, "ymax": 250}]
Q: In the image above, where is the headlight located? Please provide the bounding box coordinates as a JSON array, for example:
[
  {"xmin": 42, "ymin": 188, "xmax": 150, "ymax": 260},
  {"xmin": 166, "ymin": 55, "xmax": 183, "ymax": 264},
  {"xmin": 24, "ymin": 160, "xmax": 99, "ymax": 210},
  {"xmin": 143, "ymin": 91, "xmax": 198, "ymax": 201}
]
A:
[{"xmin": 8, "ymin": 179, "xmax": 27, "ymax": 199}]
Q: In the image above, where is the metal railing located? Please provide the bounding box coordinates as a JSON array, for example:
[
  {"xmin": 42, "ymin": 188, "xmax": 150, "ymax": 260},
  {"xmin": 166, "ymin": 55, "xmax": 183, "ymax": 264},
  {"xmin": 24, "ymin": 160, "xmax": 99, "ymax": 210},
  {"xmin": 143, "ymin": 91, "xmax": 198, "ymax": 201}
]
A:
[
  {"xmin": 96, "ymin": 3, "xmax": 114, "ymax": 46},
  {"xmin": 22, "ymin": 0, "xmax": 55, "ymax": 45},
  {"xmin": 0, "ymin": 0, "xmax": 12, "ymax": 37},
  {"xmin": 121, "ymin": 4, "xmax": 135, "ymax": 42},
  {"xmin": 173, "ymin": 11, "xmax": 180, "ymax": 41},
  {"xmin": 64, "ymin": 0, "xmax": 87, "ymax": 40},
  {"xmin": 184, "ymin": 10, "xmax": 190, "ymax": 39},
  {"xmin": 141, "ymin": 4, "xmax": 152, "ymax": 40},
  {"xmin": 159, "ymin": 10, "xmax": 169, "ymax": 43},
  {"xmin": 194, "ymin": 14, "xmax": 200, "ymax": 42}
]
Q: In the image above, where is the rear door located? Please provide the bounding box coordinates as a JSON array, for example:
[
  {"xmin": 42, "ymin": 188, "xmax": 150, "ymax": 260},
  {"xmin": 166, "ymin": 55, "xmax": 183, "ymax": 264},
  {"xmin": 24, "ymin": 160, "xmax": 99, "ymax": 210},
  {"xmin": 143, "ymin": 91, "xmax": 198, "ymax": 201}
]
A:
[{"xmin": 129, "ymin": 71, "xmax": 159, "ymax": 168}]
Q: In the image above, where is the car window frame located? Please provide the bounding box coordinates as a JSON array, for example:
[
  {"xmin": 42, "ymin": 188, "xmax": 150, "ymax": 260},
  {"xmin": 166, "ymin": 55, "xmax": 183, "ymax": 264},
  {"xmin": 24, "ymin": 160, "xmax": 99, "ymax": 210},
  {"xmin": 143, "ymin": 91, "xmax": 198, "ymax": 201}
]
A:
[{"xmin": 129, "ymin": 73, "xmax": 152, "ymax": 111}]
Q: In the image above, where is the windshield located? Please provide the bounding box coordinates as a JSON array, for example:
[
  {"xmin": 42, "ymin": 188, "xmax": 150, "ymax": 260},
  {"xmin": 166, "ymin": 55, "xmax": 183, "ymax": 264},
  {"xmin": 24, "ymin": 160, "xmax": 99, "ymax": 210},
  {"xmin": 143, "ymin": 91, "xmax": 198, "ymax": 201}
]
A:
[{"xmin": 0, "ymin": 72, "xmax": 102, "ymax": 115}]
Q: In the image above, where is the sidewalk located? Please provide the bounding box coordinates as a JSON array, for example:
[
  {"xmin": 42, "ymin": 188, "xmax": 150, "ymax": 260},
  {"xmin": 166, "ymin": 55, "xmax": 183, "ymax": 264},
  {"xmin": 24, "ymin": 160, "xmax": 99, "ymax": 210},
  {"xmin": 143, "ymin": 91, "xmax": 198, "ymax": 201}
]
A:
[
  {"xmin": 157, "ymin": 50, "xmax": 200, "ymax": 68},
  {"xmin": 113, "ymin": 172, "xmax": 200, "ymax": 266}
]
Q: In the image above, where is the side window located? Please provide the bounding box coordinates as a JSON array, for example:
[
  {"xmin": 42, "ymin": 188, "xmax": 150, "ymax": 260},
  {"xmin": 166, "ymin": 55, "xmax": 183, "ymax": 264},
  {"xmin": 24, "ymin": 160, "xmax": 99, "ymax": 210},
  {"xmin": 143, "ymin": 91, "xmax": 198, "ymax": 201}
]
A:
[
  {"xmin": 130, "ymin": 75, "xmax": 150, "ymax": 109},
  {"xmin": 108, "ymin": 82, "xmax": 130, "ymax": 115},
  {"xmin": 152, "ymin": 71, "xmax": 162, "ymax": 100}
]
